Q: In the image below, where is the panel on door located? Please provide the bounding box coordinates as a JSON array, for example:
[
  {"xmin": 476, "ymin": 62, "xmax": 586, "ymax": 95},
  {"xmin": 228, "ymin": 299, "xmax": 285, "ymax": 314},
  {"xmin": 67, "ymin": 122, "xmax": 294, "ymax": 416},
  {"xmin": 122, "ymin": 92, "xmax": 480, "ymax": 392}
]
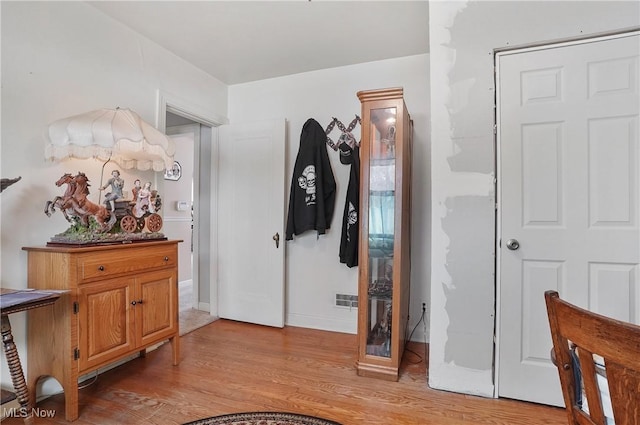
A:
[
  {"xmin": 137, "ymin": 270, "xmax": 178, "ymax": 346},
  {"xmin": 78, "ymin": 278, "xmax": 136, "ymax": 371},
  {"xmin": 498, "ymin": 33, "xmax": 639, "ymax": 406}
]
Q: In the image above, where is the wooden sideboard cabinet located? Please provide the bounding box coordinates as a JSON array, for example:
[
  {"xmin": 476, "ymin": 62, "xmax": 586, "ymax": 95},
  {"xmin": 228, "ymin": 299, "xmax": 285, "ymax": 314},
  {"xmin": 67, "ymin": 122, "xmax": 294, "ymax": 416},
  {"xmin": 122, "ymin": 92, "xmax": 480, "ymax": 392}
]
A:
[{"xmin": 22, "ymin": 240, "xmax": 181, "ymax": 421}]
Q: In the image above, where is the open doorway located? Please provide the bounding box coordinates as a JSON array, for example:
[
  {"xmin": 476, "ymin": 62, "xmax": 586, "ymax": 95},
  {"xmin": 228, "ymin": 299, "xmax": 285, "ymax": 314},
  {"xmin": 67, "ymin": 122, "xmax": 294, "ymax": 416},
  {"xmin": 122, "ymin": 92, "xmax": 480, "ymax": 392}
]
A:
[
  {"xmin": 165, "ymin": 111, "xmax": 216, "ymax": 334},
  {"xmin": 157, "ymin": 90, "xmax": 229, "ymax": 324}
]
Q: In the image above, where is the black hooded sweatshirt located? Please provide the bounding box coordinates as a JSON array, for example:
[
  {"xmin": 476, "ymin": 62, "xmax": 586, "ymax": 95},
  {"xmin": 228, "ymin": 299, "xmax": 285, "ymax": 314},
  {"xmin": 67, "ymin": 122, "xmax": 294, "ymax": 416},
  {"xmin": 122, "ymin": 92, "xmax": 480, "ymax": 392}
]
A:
[
  {"xmin": 339, "ymin": 143, "xmax": 360, "ymax": 267},
  {"xmin": 285, "ymin": 118, "xmax": 336, "ymax": 240}
]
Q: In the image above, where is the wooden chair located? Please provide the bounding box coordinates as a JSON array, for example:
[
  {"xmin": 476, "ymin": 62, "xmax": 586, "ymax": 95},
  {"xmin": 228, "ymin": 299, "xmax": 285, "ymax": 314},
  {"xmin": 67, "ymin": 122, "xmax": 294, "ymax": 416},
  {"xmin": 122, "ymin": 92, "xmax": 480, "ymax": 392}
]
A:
[{"xmin": 544, "ymin": 290, "xmax": 640, "ymax": 425}]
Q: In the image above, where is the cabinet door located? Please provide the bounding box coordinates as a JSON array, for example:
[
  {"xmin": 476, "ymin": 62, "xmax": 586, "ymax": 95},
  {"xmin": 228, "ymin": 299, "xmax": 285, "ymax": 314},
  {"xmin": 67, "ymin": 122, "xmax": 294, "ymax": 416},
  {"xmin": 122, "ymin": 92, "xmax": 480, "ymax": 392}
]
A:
[
  {"xmin": 136, "ymin": 269, "xmax": 178, "ymax": 347},
  {"xmin": 78, "ymin": 278, "xmax": 136, "ymax": 372},
  {"xmin": 363, "ymin": 104, "xmax": 398, "ymax": 360}
]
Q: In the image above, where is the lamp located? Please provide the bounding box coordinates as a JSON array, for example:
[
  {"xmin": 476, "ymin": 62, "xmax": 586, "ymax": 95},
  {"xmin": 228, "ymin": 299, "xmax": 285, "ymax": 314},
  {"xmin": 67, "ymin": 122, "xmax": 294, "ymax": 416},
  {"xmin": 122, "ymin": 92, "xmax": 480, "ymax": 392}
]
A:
[
  {"xmin": 45, "ymin": 108, "xmax": 175, "ymax": 172},
  {"xmin": 43, "ymin": 108, "xmax": 174, "ymax": 240}
]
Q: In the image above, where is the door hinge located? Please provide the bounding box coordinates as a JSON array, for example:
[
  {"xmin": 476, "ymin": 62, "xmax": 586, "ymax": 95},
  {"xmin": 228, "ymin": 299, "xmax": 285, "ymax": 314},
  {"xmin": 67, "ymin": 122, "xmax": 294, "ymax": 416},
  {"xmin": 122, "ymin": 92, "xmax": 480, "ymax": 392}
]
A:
[
  {"xmin": 73, "ymin": 302, "xmax": 79, "ymax": 314},
  {"xmin": 73, "ymin": 348, "xmax": 80, "ymax": 360}
]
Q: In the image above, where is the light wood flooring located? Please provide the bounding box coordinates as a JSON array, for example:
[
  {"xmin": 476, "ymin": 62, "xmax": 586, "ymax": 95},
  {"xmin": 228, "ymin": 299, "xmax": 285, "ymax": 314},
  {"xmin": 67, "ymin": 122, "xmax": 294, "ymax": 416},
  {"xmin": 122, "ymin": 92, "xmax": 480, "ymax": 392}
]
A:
[{"xmin": 4, "ymin": 320, "xmax": 567, "ymax": 425}]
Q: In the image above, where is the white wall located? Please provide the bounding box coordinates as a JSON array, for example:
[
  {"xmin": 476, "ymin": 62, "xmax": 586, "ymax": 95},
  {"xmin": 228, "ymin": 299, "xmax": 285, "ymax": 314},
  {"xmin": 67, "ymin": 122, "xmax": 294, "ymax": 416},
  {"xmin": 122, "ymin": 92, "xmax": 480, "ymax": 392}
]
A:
[
  {"xmin": 229, "ymin": 55, "xmax": 430, "ymax": 336},
  {"xmin": 0, "ymin": 1, "xmax": 228, "ymax": 392},
  {"xmin": 429, "ymin": 0, "xmax": 640, "ymax": 397}
]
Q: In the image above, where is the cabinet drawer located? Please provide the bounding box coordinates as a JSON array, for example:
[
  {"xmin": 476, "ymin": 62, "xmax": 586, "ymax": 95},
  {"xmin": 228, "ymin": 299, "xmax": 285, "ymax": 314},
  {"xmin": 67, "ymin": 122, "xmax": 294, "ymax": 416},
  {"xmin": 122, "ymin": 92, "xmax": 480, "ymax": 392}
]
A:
[{"xmin": 78, "ymin": 246, "xmax": 177, "ymax": 282}]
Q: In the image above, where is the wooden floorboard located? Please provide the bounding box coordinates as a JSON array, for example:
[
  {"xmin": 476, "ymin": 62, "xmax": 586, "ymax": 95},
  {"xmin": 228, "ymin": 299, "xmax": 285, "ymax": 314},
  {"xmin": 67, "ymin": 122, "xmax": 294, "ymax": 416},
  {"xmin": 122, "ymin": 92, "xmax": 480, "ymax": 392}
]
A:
[{"xmin": 3, "ymin": 319, "xmax": 567, "ymax": 424}]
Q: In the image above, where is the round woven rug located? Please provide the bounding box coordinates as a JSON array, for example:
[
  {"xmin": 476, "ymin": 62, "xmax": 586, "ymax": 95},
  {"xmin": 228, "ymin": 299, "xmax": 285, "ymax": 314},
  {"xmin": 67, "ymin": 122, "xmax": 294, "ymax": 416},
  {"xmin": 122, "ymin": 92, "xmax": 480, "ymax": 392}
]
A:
[{"xmin": 183, "ymin": 412, "xmax": 342, "ymax": 425}]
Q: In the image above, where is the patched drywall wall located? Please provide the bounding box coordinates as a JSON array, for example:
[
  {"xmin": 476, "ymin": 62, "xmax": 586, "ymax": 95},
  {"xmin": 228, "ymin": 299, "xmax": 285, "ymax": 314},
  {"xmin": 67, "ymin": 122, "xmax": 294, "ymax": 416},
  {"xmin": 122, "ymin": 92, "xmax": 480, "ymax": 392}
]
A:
[
  {"xmin": 429, "ymin": 0, "xmax": 640, "ymax": 397},
  {"xmin": 442, "ymin": 196, "xmax": 494, "ymax": 369}
]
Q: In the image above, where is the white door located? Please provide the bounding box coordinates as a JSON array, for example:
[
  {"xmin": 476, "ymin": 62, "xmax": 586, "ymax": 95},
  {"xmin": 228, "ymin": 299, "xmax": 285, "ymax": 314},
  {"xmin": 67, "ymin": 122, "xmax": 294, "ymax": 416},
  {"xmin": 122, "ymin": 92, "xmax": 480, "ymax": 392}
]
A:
[
  {"xmin": 217, "ymin": 119, "xmax": 286, "ymax": 327},
  {"xmin": 498, "ymin": 33, "xmax": 639, "ymax": 405}
]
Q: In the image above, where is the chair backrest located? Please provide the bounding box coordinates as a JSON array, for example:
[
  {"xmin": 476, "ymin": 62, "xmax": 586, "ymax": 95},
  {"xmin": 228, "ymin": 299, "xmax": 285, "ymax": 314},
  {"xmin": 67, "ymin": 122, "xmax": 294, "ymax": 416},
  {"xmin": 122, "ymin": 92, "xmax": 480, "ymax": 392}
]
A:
[{"xmin": 544, "ymin": 290, "xmax": 640, "ymax": 425}]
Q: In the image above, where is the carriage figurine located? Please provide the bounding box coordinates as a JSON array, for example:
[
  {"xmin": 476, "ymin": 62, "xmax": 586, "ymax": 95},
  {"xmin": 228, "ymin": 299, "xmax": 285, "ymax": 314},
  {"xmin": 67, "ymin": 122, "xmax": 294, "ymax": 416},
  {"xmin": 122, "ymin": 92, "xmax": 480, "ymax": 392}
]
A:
[
  {"xmin": 45, "ymin": 172, "xmax": 163, "ymax": 234},
  {"xmin": 113, "ymin": 191, "xmax": 163, "ymax": 233}
]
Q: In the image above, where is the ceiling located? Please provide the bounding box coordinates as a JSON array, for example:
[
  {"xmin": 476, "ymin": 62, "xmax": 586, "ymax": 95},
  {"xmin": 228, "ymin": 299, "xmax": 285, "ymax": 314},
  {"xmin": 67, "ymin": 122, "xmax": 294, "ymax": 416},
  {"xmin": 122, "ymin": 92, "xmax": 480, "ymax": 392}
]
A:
[{"xmin": 88, "ymin": 1, "xmax": 429, "ymax": 85}]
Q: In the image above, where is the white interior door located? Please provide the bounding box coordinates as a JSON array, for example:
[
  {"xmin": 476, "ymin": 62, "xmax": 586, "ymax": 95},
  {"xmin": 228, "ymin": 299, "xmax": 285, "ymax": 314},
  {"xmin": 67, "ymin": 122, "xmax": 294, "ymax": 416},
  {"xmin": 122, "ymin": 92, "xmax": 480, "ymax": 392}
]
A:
[
  {"xmin": 498, "ymin": 33, "xmax": 639, "ymax": 405},
  {"xmin": 217, "ymin": 119, "xmax": 286, "ymax": 327}
]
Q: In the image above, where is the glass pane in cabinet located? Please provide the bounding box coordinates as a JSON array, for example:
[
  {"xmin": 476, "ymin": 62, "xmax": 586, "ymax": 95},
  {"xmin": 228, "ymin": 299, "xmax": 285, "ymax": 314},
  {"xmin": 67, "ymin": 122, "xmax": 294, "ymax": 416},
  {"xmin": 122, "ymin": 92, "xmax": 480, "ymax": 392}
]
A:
[
  {"xmin": 369, "ymin": 107, "xmax": 397, "ymax": 161},
  {"xmin": 368, "ymin": 106, "xmax": 396, "ymax": 257},
  {"xmin": 366, "ymin": 257, "xmax": 393, "ymax": 357},
  {"xmin": 366, "ymin": 106, "xmax": 397, "ymax": 358}
]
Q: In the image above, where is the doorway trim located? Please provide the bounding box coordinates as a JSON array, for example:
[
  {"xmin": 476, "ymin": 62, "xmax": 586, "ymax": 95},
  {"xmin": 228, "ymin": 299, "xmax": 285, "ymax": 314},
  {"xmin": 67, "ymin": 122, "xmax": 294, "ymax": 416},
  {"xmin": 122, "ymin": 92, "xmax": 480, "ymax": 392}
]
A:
[
  {"xmin": 493, "ymin": 29, "xmax": 640, "ymax": 399},
  {"xmin": 156, "ymin": 89, "xmax": 229, "ymax": 316}
]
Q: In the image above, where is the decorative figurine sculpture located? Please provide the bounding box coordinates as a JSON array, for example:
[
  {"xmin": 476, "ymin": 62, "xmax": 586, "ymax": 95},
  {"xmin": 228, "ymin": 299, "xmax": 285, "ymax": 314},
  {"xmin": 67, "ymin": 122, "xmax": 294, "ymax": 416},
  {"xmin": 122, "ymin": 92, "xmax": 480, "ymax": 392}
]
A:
[
  {"xmin": 99, "ymin": 169, "xmax": 124, "ymax": 212},
  {"xmin": 45, "ymin": 172, "xmax": 164, "ymax": 245},
  {"xmin": 44, "ymin": 172, "xmax": 115, "ymax": 232}
]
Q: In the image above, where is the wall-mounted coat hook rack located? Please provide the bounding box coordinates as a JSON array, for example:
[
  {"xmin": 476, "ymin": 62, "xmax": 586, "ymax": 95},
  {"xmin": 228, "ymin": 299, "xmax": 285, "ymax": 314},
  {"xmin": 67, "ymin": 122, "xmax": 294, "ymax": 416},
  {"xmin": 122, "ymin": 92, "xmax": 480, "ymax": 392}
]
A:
[{"xmin": 325, "ymin": 115, "xmax": 361, "ymax": 150}]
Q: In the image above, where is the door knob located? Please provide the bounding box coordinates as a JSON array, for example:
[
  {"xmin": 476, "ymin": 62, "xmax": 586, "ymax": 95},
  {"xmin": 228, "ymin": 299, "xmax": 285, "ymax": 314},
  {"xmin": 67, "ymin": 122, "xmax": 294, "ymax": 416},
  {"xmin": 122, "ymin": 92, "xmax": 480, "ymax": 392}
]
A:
[
  {"xmin": 506, "ymin": 239, "xmax": 520, "ymax": 250},
  {"xmin": 273, "ymin": 232, "xmax": 280, "ymax": 249}
]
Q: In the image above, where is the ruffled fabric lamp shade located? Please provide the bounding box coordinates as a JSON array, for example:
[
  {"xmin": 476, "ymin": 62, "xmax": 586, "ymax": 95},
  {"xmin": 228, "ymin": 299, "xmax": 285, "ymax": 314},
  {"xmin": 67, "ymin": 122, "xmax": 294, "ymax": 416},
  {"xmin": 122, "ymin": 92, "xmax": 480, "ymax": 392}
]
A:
[{"xmin": 45, "ymin": 108, "xmax": 175, "ymax": 172}]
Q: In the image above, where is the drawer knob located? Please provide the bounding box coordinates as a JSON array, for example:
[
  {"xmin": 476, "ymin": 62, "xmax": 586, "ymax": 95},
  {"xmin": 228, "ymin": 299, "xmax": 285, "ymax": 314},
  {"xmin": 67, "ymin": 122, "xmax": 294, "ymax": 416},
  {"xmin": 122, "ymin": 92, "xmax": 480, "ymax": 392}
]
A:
[
  {"xmin": 131, "ymin": 301, "xmax": 136, "ymax": 306},
  {"xmin": 164, "ymin": 256, "xmax": 169, "ymax": 262},
  {"xmin": 98, "ymin": 265, "xmax": 105, "ymax": 271}
]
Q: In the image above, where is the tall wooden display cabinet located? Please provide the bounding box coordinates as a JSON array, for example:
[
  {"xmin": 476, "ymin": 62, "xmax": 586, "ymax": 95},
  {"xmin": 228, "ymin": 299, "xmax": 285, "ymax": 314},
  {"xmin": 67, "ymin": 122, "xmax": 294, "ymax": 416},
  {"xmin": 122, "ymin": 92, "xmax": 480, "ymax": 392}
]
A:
[{"xmin": 356, "ymin": 87, "xmax": 412, "ymax": 381}]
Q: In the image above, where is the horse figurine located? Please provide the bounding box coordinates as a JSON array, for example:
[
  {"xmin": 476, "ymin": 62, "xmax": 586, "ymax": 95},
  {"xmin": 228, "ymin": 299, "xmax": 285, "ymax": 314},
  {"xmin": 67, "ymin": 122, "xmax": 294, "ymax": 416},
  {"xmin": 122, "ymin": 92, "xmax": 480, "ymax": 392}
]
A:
[
  {"xmin": 71, "ymin": 172, "xmax": 116, "ymax": 232},
  {"xmin": 45, "ymin": 173, "xmax": 80, "ymax": 223},
  {"xmin": 45, "ymin": 172, "xmax": 116, "ymax": 233}
]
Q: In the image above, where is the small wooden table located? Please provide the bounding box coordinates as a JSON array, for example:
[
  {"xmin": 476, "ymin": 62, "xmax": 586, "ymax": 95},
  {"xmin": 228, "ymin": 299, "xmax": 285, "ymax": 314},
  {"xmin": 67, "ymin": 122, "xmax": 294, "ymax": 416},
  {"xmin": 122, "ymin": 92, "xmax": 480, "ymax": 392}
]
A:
[{"xmin": 1, "ymin": 288, "xmax": 63, "ymax": 424}]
